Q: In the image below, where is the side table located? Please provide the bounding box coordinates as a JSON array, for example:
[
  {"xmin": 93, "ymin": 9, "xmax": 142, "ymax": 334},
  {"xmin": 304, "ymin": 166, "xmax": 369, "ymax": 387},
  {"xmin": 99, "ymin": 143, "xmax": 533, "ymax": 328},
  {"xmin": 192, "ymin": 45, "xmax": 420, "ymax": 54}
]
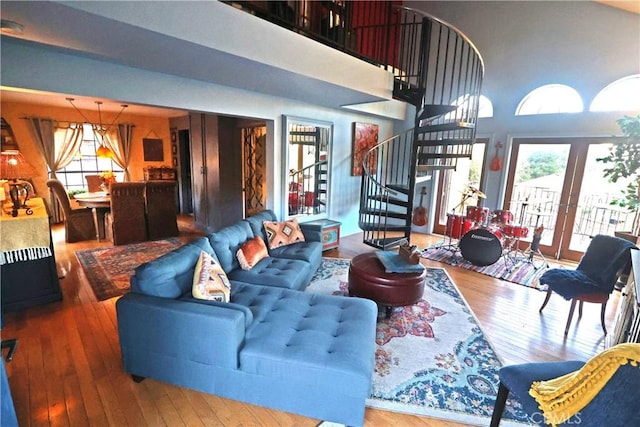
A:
[{"xmin": 301, "ymin": 219, "xmax": 341, "ymax": 251}]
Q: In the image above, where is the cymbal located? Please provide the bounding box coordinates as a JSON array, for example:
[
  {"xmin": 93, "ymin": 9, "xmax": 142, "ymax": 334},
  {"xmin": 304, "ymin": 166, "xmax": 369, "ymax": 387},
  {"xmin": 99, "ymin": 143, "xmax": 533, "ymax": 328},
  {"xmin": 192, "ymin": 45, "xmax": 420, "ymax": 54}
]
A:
[{"xmin": 465, "ymin": 186, "xmax": 487, "ymax": 198}]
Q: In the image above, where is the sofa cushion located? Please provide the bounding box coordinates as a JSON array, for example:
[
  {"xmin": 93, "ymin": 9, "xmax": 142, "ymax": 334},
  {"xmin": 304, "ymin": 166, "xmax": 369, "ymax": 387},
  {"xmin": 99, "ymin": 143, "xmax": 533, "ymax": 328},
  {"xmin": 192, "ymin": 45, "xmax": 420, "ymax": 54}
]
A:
[
  {"xmin": 131, "ymin": 237, "xmax": 216, "ymax": 298},
  {"xmin": 263, "ymin": 219, "xmax": 306, "ymax": 250},
  {"xmin": 269, "ymin": 240, "xmax": 323, "ymax": 266},
  {"xmin": 232, "ymin": 282, "xmax": 377, "ymax": 399},
  {"xmin": 237, "ymin": 236, "xmax": 269, "ymax": 270},
  {"xmin": 227, "ymin": 257, "xmax": 311, "ymax": 290},
  {"xmin": 244, "ymin": 209, "xmax": 277, "ymax": 242},
  {"xmin": 192, "ymin": 251, "xmax": 231, "ymax": 302},
  {"xmin": 208, "ymin": 221, "xmax": 255, "ymax": 273}
]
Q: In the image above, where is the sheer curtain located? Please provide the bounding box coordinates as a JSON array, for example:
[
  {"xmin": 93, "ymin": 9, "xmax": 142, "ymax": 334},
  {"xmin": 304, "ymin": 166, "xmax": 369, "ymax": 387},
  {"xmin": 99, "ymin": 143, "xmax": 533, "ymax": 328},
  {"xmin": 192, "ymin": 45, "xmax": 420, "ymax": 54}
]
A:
[
  {"xmin": 27, "ymin": 118, "xmax": 84, "ymax": 222},
  {"xmin": 101, "ymin": 124, "xmax": 134, "ymax": 181}
]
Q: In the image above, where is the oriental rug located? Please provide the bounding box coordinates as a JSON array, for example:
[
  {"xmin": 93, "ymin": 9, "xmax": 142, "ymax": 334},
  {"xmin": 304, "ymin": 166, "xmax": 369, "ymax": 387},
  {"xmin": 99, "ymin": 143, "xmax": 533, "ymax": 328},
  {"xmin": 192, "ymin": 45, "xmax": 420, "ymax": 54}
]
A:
[
  {"xmin": 76, "ymin": 237, "xmax": 184, "ymax": 301},
  {"xmin": 421, "ymin": 246, "xmax": 548, "ymax": 290},
  {"xmin": 307, "ymin": 257, "xmax": 532, "ymax": 426}
]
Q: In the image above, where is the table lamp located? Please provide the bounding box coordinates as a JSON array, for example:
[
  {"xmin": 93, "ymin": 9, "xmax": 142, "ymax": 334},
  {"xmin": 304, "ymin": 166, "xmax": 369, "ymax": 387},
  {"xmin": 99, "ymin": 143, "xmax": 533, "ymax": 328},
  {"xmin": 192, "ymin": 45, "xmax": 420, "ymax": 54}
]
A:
[{"xmin": 0, "ymin": 150, "xmax": 37, "ymax": 217}]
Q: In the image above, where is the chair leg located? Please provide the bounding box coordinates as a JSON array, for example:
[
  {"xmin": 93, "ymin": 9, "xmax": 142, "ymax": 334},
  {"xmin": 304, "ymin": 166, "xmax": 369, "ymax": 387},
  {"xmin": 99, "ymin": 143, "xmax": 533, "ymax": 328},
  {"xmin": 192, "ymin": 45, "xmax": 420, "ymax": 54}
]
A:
[
  {"xmin": 600, "ymin": 301, "xmax": 608, "ymax": 335},
  {"xmin": 539, "ymin": 290, "xmax": 552, "ymax": 313},
  {"xmin": 578, "ymin": 300, "xmax": 584, "ymax": 318},
  {"xmin": 490, "ymin": 382, "xmax": 510, "ymax": 427},
  {"xmin": 1, "ymin": 339, "xmax": 18, "ymax": 362},
  {"xmin": 565, "ymin": 299, "xmax": 578, "ymax": 336}
]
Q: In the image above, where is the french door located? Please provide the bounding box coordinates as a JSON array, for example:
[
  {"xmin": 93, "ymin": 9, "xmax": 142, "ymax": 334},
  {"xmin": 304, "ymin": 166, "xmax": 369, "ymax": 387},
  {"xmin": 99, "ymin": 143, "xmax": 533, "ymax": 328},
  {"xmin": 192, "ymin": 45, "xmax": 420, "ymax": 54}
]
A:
[{"xmin": 505, "ymin": 137, "xmax": 629, "ymax": 262}]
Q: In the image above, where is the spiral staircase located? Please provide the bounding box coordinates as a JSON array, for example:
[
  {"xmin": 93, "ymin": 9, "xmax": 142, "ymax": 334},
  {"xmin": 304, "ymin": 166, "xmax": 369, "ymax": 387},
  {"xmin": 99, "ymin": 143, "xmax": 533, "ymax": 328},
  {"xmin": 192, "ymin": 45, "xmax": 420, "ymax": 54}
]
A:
[{"xmin": 358, "ymin": 7, "xmax": 484, "ymax": 249}]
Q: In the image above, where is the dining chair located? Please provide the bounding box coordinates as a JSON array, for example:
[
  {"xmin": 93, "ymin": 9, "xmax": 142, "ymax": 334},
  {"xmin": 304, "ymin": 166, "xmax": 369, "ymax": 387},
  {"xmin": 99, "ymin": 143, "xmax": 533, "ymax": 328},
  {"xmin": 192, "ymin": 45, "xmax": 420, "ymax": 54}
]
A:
[
  {"xmin": 85, "ymin": 175, "xmax": 103, "ymax": 193},
  {"xmin": 538, "ymin": 234, "xmax": 636, "ymax": 336},
  {"xmin": 46, "ymin": 179, "xmax": 96, "ymax": 243},
  {"xmin": 144, "ymin": 180, "xmax": 179, "ymax": 240},
  {"xmin": 106, "ymin": 182, "xmax": 147, "ymax": 245},
  {"xmin": 490, "ymin": 343, "xmax": 640, "ymax": 426}
]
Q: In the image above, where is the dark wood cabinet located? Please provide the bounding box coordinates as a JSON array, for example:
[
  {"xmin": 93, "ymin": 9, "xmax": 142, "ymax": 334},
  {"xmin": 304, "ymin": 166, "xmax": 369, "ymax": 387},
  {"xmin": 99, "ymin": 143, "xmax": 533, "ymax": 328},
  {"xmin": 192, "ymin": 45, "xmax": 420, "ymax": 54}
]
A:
[{"xmin": 189, "ymin": 113, "xmax": 244, "ymax": 232}]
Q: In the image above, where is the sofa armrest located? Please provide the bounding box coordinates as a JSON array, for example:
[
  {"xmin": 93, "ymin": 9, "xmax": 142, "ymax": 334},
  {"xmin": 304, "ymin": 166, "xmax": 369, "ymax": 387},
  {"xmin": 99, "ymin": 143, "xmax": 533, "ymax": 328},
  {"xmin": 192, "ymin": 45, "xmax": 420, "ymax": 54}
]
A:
[
  {"xmin": 116, "ymin": 293, "xmax": 245, "ymax": 370},
  {"xmin": 299, "ymin": 223, "xmax": 323, "ymax": 242}
]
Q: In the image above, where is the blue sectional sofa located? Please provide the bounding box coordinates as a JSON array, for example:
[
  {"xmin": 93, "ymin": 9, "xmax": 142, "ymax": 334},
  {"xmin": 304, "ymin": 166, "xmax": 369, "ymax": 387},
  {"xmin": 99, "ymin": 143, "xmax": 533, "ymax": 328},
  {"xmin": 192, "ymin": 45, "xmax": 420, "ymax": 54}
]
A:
[{"xmin": 116, "ymin": 211, "xmax": 378, "ymax": 426}]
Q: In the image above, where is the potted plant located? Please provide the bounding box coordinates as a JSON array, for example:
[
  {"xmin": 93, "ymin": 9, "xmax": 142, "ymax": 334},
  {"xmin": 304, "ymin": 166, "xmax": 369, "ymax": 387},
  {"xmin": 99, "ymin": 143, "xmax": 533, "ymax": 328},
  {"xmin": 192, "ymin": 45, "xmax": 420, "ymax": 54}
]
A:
[{"xmin": 597, "ymin": 114, "xmax": 640, "ymax": 238}]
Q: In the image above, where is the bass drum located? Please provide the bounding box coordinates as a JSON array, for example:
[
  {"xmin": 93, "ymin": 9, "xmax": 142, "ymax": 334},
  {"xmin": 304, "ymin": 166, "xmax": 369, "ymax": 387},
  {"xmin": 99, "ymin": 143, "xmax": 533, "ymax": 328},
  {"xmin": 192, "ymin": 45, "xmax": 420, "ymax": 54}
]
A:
[{"xmin": 459, "ymin": 227, "xmax": 504, "ymax": 266}]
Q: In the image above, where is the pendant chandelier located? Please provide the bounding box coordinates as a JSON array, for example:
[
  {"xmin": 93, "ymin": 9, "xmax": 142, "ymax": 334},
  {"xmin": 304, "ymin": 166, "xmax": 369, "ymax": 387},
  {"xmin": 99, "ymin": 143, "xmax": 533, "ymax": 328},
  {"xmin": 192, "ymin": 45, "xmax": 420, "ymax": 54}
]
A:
[{"xmin": 67, "ymin": 98, "xmax": 128, "ymax": 158}]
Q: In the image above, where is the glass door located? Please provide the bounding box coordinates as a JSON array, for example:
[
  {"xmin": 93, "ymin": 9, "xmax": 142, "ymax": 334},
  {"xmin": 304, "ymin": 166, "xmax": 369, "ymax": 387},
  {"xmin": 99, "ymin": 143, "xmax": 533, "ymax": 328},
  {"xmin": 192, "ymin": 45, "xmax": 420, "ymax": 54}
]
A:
[{"xmin": 505, "ymin": 138, "xmax": 629, "ymax": 262}]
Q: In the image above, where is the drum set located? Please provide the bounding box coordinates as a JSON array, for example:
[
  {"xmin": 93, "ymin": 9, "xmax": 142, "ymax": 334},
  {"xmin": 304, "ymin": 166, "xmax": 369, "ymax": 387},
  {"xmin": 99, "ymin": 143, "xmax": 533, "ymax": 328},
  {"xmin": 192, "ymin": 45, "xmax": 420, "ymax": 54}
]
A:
[{"xmin": 429, "ymin": 186, "xmax": 542, "ymax": 269}]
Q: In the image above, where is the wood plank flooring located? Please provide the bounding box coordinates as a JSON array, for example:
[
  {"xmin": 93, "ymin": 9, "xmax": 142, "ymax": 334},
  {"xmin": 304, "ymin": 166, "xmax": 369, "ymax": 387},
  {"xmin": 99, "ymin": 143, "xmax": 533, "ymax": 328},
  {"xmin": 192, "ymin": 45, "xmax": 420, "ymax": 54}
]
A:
[{"xmin": 2, "ymin": 216, "xmax": 614, "ymax": 426}]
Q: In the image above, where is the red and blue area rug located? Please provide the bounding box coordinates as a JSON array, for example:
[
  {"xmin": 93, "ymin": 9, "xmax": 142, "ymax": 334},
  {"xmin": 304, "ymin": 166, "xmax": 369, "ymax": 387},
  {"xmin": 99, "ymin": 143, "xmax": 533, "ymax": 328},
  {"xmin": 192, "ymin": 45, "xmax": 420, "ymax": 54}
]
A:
[
  {"xmin": 75, "ymin": 237, "xmax": 184, "ymax": 301},
  {"xmin": 308, "ymin": 257, "xmax": 532, "ymax": 426}
]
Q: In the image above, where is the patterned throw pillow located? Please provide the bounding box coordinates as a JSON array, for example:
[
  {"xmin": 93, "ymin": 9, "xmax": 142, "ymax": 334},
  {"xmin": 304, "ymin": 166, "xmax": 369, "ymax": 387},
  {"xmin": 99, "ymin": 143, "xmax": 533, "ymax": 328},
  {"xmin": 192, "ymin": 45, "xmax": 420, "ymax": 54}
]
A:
[
  {"xmin": 192, "ymin": 251, "xmax": 231, "ymax": 302},
  {"xmin": 237, "ymin": 236, "xmax": 269, "ymax": 270},
  {"xmin": 263, "ymin": 219, "xmax": 306, "ymax": 250}
]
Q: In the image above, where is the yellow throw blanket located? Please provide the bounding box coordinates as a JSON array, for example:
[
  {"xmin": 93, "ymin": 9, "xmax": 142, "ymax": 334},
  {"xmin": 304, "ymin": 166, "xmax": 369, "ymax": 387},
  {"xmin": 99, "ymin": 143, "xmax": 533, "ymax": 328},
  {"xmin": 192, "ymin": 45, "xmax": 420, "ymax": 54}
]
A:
[{"xmin": 529, "ymin": 343, "xmax": 640, "ymax": 426}]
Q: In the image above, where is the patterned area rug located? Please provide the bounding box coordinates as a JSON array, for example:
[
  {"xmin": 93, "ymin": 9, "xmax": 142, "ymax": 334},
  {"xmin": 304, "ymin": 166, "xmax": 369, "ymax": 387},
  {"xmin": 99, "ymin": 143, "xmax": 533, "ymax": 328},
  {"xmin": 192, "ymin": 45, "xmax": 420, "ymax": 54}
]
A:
[
  {"xmin": 76, "ymin": 237, "xmax": 184, "ymax": 301},
  {"xmin": 421, "ymin": 245, "xmax": 548, "ymax": 289},
  {"xmin": 307, "ymin": 258, "xmax": 532, "ymax": 426}
]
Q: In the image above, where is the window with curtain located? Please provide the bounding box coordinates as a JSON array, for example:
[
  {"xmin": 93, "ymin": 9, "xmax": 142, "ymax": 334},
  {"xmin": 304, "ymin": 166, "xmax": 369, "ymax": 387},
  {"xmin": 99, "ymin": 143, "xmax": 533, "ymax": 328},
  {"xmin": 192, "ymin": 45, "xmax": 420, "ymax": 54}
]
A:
[{"xmin": 54, "ymin": 124, "xmax": 124, "ymax": 192}]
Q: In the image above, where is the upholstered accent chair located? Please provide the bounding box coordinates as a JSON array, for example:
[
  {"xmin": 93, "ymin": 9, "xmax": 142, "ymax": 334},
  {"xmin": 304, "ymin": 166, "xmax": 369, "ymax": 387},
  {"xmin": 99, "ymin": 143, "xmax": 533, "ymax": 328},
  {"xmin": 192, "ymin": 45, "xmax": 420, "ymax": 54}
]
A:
[
  {"xmin": 490, "ymin": 343, "xmax": 640, "ymax": 426},
  {"xmin": 144, "ymin": 181, "xmax": 179, "ymax": 240},
  {"xmin": 106, "ymin": 182, "xmax": 147, "ymax": 245},
  {"xmin": 539, "ymin": 235, "xmax": 636, "ymax": 335},
  {"xmin": 85, "ymin": 175, "xmax": 103, "ymax": 193},
  {"xmin": 46, "ymin": 179, "xmax": 95, "ymax": 243}
]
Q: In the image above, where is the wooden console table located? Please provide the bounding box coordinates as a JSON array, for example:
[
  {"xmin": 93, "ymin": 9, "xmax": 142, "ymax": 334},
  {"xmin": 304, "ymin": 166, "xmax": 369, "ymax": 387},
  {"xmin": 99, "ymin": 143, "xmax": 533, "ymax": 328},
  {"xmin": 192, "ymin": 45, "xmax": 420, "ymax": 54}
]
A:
[{"xmin": 0, "ymin": 197, "xmax": 62, "ymax": 311}]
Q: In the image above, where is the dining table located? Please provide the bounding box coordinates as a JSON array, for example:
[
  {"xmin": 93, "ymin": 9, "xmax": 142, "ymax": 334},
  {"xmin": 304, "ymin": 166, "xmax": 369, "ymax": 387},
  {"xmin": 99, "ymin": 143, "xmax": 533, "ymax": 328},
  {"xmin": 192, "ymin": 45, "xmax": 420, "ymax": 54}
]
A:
[{"xmin": 74, "ymin": 191, "xmax": 110, "ymax": 242}]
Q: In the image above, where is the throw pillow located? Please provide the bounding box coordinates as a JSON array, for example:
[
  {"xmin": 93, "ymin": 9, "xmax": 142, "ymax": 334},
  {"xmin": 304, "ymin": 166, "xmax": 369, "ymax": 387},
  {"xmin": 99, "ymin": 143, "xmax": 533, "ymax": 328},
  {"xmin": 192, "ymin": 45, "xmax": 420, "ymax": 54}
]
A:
[
  {"xmin": 263, "ymin": 218, "xmax": 306, "ymax": 250},
  {"xmin": 237, "ymin": 236, "xmax": 269, "ymax": 270},
  {"xmin": 192, "ymin": 251, "xmax": 231, "ymax": 302}
]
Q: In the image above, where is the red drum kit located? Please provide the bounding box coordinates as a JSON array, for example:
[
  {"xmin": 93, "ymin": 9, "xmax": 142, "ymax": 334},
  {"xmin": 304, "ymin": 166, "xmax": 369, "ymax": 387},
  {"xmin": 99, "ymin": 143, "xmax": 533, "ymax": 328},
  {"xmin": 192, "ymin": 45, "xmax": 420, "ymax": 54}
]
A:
[{"xmin": 437, "ymin": 186, "xmax": 533, "ymax": 267}]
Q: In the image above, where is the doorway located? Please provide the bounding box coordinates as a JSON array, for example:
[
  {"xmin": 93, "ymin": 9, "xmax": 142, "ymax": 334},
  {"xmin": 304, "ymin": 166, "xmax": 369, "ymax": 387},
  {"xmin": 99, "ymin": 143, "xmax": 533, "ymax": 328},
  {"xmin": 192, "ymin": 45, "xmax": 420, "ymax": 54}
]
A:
[
  {"xmin": 504, "ymin": 137, "xmax": 630, "ymax": 262},
  {"xmin": 177, "ymin": 129, "xmax": 193, "ymax": 214}
]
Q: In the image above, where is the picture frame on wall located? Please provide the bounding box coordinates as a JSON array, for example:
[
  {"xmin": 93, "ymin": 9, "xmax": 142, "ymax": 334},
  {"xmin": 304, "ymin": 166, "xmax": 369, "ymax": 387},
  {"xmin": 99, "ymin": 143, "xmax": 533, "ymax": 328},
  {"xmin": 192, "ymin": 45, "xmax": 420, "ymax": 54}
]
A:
[
  {"xmin": 351, "ymin": 122, "xmax": 379, "ymax": 176},
  {"xmin": 143, "ymin": 138, "xmax": 164, "ymax": 161}
]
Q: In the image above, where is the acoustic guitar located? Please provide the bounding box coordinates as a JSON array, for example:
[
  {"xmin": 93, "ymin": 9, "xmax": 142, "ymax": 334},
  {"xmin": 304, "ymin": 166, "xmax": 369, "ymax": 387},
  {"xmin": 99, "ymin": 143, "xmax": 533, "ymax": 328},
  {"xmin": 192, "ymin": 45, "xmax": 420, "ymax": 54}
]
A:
[
  {"xmin": 412, "ymin": 187, "xmax": 428, "ymax": 226},
  {"xmin": 489, "ymin": 141, "xmax": 503, "ymax": 172}
]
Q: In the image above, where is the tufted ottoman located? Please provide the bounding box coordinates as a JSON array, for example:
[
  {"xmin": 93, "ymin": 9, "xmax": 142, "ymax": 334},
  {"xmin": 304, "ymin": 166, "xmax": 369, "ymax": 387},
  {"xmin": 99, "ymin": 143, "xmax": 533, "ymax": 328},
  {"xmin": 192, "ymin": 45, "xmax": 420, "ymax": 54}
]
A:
[{"xmin": 348, "ymin": 252, "xmax": 426, "ymax": 318}]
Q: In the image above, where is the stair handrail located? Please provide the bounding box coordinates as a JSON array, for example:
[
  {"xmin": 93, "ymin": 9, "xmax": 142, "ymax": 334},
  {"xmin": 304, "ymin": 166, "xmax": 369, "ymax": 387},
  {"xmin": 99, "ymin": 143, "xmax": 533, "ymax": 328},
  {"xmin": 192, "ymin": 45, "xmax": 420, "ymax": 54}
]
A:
[
  {"xmin": 394, "ymin": 5, "xmax": 485, "ymax": 76},
  {"xmin": 361, "ymin": 129, "xmax": 415, "ymax": 198}
]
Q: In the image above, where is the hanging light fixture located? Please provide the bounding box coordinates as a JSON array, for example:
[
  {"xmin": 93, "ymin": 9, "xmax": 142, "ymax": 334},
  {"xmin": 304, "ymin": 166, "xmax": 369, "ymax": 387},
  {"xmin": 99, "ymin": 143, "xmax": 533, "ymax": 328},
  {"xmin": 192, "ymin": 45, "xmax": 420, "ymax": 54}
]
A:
[{"xmin": 66, "ymin": 98, "xmax": 128, "ymax": 158}]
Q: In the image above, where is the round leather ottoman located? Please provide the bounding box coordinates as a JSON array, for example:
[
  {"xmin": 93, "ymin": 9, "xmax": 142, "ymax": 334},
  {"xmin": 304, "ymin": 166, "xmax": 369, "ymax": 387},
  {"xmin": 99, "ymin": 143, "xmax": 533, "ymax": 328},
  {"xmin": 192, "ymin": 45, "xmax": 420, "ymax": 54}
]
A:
[{"xmin": 348, "ymin": 252, "xmax": 426, "ymax": 318}]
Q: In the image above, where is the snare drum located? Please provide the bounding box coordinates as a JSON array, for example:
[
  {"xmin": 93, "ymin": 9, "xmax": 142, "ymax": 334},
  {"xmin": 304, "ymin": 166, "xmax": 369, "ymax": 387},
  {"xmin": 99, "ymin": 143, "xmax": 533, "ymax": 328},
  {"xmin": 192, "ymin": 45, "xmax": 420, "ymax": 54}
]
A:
[
  {"xmin": 491, "ymin": 209, "xmax": 514, "ymax": 224},
  {"xmin": 445, "ymin": 214, "xmax": 475, "ymax": 239},
  {"xmin": 459, "ymin": 227, "xmax": 504, "ymax": 266},
  {"xmin": 502, "ymin": 224, "xmax": 529, "ymax": 238},
  {"xmin": 466, "ymin": 206, "xmax": 490, "ymax": 224}
]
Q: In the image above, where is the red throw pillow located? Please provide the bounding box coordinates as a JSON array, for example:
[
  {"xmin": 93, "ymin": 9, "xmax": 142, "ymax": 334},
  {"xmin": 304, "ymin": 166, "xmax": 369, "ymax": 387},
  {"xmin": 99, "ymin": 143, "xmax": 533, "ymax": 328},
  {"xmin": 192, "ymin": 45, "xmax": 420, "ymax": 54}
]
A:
[{"xmin": 237, "ymin": 236, "xmax": 269, "ymax": 270}]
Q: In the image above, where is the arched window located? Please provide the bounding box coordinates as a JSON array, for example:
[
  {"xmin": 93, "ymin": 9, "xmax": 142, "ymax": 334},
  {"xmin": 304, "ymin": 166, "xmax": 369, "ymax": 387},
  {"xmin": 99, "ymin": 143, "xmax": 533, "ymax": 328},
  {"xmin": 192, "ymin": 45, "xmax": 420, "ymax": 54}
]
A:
[
  {"xmin": 445, "ymin": 94, "xmax": 494, "ymax": 120},
  {"xmin": 590, "ymin": 74, "xmax": 640, "ymax": 112},
  {"xmin": 515, "ymin": 84, "xmax": 584, "ymax": 115}
]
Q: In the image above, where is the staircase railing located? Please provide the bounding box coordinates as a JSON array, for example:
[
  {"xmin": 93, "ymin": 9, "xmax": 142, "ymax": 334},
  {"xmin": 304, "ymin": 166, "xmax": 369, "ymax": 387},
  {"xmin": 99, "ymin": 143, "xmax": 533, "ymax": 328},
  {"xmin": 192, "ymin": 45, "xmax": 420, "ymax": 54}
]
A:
[
  {"xmin": 288, "ymin": 160, "xmax": 327, "ymax": 215},
  {"xmin": 359, "ymin": 129, "xmax": 414, "ymax": 249},
  {"xmin": 359, "ymin": 6, "xmax": 484, "ymax": 248}
]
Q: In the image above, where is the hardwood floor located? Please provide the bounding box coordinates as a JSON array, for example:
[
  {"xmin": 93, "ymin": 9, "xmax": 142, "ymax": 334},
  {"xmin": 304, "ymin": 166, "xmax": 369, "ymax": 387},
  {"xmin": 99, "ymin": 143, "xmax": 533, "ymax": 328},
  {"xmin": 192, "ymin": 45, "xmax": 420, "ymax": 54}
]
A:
[{"xmin": 2, "ymin": 216, "xmax": 614, "ymax": 426}]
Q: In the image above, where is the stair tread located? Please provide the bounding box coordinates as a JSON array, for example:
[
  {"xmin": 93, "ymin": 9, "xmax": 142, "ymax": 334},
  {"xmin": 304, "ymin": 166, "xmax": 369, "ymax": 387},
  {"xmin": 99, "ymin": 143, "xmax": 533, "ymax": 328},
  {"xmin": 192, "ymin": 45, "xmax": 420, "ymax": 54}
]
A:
[
  {"xmin": 417, "ymin": 121, "xmax": 475, "ymax": 133},
  {"xmin": 416, "ymin": 138, "xmax": 474, "ymax": 146},
  {"xmin": 363, "ymin": 237, "xmax": 409, "ymax": 250},
  {"xmin": 360, "ymin": 208, "xmax": 409, "ymax": 219},
  {"xmin": 417, "ymin": 105, "xmax": 458, "ymax": 121},
  {"xmin": 368, "ymin": 195, "xmax": 409, "ymax": 208},
  {"xmin": 360, "ymin": 223, "xmax": 411, "ymax": 232}
]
